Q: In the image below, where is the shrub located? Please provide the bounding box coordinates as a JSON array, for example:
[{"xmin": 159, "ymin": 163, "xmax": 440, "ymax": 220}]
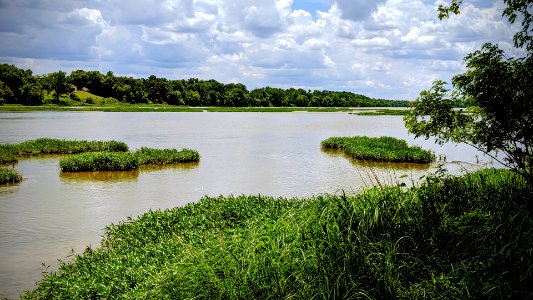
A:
[{"xmin": 0, "ymin": 167, "xmax": 22, "ymax": 184}]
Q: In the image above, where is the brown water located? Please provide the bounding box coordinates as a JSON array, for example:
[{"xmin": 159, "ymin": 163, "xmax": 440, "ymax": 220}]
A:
[{"xmin": 0, "ymin": 111, "xmax": 496, "ymax": 299}]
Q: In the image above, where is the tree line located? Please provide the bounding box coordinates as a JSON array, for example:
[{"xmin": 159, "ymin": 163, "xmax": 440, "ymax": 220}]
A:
[{"xmin": 0, "ymin": 64, "xmax": 407, "ymax": 107}]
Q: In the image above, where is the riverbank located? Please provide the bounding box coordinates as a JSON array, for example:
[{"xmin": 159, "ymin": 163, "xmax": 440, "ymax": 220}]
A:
[
  {"xmin": 0, "ymin": 104, "xmax": 409, "ymax": 115},
  {"xmin": 22, "ymin": 169, "xmax": 533, "ymax": 299}
]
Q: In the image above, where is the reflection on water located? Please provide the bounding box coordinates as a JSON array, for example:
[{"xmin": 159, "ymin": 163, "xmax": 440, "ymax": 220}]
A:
[
  {"xmin": 0, "ymin": 111, "xmax": 498, "ymax": 299},
  {"xmin": 60, "ymin": 170, "xmax": 140, "ymax": 182},
  {"xmin": 321, "ymin": 148, "xmax": 433, "ymax": 171},
  {"xmin": 139, "ymin": 162, "xmax": 200, "ymax": 172}
]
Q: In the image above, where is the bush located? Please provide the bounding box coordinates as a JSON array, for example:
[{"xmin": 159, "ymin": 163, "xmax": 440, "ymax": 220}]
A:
[{"xmin": 0, "ymin": 167, "xmax": 22, "ymax": 184}]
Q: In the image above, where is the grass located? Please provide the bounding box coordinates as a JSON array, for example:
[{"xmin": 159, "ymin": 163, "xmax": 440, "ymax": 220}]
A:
[
  {"xmin": 135, "ymin": 147, "xmax": 200, "ymax": 165},
  {"xmin": 59, "ymin": 152, "xmax": 139, "ymax": 172},
  {"xmin": 0, "ymin": 167, "xmax": 22, "ymax": 184},
  {"xmin": 321, "ymin": 136, "xmax": 435, "ymax": 163},
  {"xmin": 59, "ymin": 148, "xmax": 201, "ymax": 172},
  {"xmin": 352, "ymin": 108, "xmax": 410, "ymax": 116},
  {"xmin": 21, "ymin": 169, "xmax": 533, "ymax": 299},
  {"xmin": 0, "ymin": 138, "xmax": 129, "ymax": 166}
]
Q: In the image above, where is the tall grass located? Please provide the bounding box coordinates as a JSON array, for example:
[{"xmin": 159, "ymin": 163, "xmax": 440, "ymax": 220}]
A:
[
  {"xmin": 0, "ymin": 138, "xmax": 129, "ymax": 165},
  {"xmin": 0, "ymin": 167, "xmax": 22, "ymax": 184},
  {"xmin": 59, "ymin": 148, "xmax": 201, "ymax": 171},
  {"xmin": 322, "ymin": 136, "xmax": 435, "ymax": 163},
  {"xmin": 22, "ymin": 169, "xmax": 532, "ymax": 299},
  {"xmin": 59, "ymin": 152, "xmax": 139, "ymax": 172},
  {"xmin": 135, "ymin": 147, "xmax": 200, "ymax": 165}
]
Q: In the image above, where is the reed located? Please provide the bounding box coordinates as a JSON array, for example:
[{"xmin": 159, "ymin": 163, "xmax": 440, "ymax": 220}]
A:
[
  {"xmin": 0, "ymin": 167, "xmax": 22, "ymax": 184},
  {"xmin": 321, "ymin": 136, "xmax": 435, "ymax": 163},
  {"xmin": 15, "ymin": 138, "xmax": 129, "ymax": 155},
  {"xmin": 22, "ymin": 169, "xmax": 532, "ymax": 299},
  {"xmin": 0, "ymin": 144, "xmax": 19, "ymax": 165},
  {"xmin": 135, "ymin": 147, "xmax": 200, "ymax": 165}
]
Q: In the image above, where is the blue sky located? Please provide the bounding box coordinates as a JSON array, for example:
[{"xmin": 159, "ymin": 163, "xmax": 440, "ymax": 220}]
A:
[{"xmin": 0, "ymin": 0, "xmax": 522, "ymax": 99}]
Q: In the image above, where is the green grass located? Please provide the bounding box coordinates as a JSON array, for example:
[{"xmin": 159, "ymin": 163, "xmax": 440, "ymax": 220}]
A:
[
  {"xmin": 21, "ymin": 169, "xmax": 533, "ymax": 299},
  {"xmin": 59, "ymin": 148, "xmax": 201, "ymax": 172},
  {"xmin": 135, "ymin": 147, "xmax": 200, "ymax": 165},
  {"xmin": 0, "ymin": 138, "xmax": 129, "ymax": 165},
  {"xmin": 321, "ymin": 136, "xmax": 435, "ymax": 163},
  {"xmin": 59, "ymin": 152, "xmax": 139, "ymax": 172},
  {"xmin": 0, "ymin": 167, "xmax": 22, "ymax": 184}
]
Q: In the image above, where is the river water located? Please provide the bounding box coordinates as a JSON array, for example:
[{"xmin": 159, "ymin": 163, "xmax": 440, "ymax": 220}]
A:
[{"xmin": 0, "ymin": 111, "xmax": 496, "ymax": 298}]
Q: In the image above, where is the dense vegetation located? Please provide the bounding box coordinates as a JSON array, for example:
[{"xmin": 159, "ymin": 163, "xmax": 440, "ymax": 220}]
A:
[
  {"xmin": 0, "ymin": 64, "xmax": 407, "ymax": 108},
  {"xmin": 59, "ymin": 148, "xmax": 201, "ymax": 172},
  {"xmin": 22, "ymin": 169, "xmax": 532, "ymax": 299},
  {"xmin": 0, "ymin": 138, "xmax": 128, "ymax": 165},
  {"xmin": 321, "ymin": 136, "xmax": 435, "ymax": 163},
  {"xmin": 0, "ymin": 167, "xmax": 22, "ymax": 184},
  {"xmin": 406, "ymin": 0, "xmax": 533, "ymax": 183}
]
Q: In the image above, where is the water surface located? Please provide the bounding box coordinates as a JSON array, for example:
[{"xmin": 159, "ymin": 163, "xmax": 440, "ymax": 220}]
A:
[{"xmin": 0, "ymin": 112, "xmax": 495, "ymax": 298}]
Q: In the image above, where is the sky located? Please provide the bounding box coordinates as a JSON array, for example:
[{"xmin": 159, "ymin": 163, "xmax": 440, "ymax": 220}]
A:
[{"xmin": 0, "ymin": 0, "xmax": 523, "ymax": 99}]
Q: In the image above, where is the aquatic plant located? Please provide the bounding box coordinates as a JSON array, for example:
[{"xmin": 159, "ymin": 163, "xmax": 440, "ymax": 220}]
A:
[
  {"xmin": 22, "ymin": 169, "xmax": 532, "ymax": 299},
  {"xmin": 15, "ymin": 138, "xmax": 129, "ymax": 155},
  {"xmin": 59, "ymin": 152, "xmax": 139, "ymax": 172},
  {"xmin": 0, "ymin": 138, "xmax": 129, "ymax": 166},
  {"xmin": 0, "ymin": 144, "xmax": 19, "ymax": 165},
  {"xmin": 135, "ymin": 147, "xmax": 200, "ymax": 165},
  {"xmin": 321, "ymin": 136, "xmax": 435, "ymax": 163},
  {"xmin": 0, "ymin": 167, "xmax": 22, "ymax": 184}
]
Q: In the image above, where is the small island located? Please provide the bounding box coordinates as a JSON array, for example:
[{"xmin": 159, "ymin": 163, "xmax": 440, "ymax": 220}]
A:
[{"xmin": 321, "ymin": 136, "xmax": 435, "ymax": 164}]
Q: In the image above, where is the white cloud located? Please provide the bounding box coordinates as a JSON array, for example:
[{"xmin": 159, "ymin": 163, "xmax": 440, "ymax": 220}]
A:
[{"xmin": 0, "ymin": 0, "xmax": 521, "ymax": 99}]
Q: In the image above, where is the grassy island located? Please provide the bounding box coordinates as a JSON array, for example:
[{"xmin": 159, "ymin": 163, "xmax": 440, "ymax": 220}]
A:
[
  {"xmin": 321, "ymin": 136, "xmax": 435, "ymax": 163},
  {"xmin": 22, "ymin": 169, "xmax": 532, "ymax": 299},
  {"xmin": 0, "ymin": 167, "xmax": 22, "ymax": 184},
  {"xmin": 59, "ymin": 148, "xmax": 201, "ymax": 172},
  {"xmin": 0, "ymin": 138, "xmax": 129, "ymax": 165}
]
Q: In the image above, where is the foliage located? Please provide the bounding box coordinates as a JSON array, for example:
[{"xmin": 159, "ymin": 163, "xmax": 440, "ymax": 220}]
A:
[
  {"xmin": 0, "ymin": 144, "xmax": 19, "ymax": 165},
  {"xmin": 321, "ymin": 136, "xmax": 435, "ymax": 163},
  {"xmin": 405, "ymin": 1, "xmax": 533, "ymax": 182},
  {"xmin": 1, "ymin": 65, "xmax": 408, "ymax": 108},
  {"xmin": 135, "ymin": 147, "xmax": 200, "ymax": 165},
  {"xmin": 0, "ymin": 167, "xmax": 22, "ymax": 184},
  {"xmin": 59, "ymin": 152, "xmax": 139, "ymax": 172},
  {"xmin": 22, "ymin": 169, "xmax": 533, "ymax": 299},
  {"xmin": 59, "ymin": 147, "xmax": 200, "ymax": 171}
]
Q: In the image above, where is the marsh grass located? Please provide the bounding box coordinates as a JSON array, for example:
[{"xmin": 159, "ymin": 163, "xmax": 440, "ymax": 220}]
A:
[
  {"xmin": 22, "ymin": 169, "xmax": 532, "ymax": 299},
  {"xmin": 135, "ymin": 147, "xmax": 200, "ymax": 165},
  {"xmin": 0, "ymin": 138, "xmax": 129, "ymax": 166},
  {"xmin": 59, "ymin": 152, "xmax": 139, "ymax": 172},
  {"xmin": 322, "ymin": 136, "xmax": 435, "ymax": 163},
  {"xmin": 0, "ymin": 167, "xmax": 22, "ymax": 184},
  {"xmin": 59, "ymin": 148, "xmax": 201, "ymax": 172}
]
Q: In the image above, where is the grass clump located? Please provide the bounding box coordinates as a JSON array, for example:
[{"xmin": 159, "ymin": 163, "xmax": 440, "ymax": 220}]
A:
[
  {"xmin": 59, "ymin": 152, "xmax": 139, "ymax": 172},
  {"xmin": 0, "ymin": 167, "xmax": 22, "ymax": 184},
  {"xmin": 0, "ymin": 138, "xmax": 129, "ymax": 165},
  {"xmin": 22, "ymin": 169, "xmax": 532, "ymax": 299},
  {"xmin": 16, "ymin": 138, "xmax": 129, "ymax": 155},
  {"xmin": 322, "ymin": 136, "xmax": 435, "ymax": 163},
  {"xmin": 135, "ymin": 147, "xmax": 200, "ymax": 165},
  {"xmin": 59, "ymin": 147, "xmax": 200, "ymax": 171}
]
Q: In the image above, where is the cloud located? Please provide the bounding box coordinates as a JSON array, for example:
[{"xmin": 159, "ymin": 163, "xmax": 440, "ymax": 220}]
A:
[
  {"xmin": 334, "ymin": 0, "xmax": 386, "ymax": 21},
  {"xmin": 0, "ymin": 0, "xmax": 521, "ymax": 99}
]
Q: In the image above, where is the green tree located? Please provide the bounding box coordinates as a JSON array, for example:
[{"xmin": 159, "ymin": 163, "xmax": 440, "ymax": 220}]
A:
[
  {"xmin": 404, "ymin": 0, "xmax": 533, "ymax": 182},
  {"xmin": 44, "ymin": 71, "xmax": 69, "ymax": 103}
]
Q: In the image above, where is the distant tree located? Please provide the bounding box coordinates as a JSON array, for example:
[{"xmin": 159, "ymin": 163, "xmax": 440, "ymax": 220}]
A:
[
  {"xmin": 44, "ymin": 71, "xmax": 69, "ymax": 103},
  {"xmin": 0, "ymin": 80, "xmax": 13, "ymax": 104},
  {"xmin": 404, "ymin": 0, "xmax": 533, "ymax": 182}
]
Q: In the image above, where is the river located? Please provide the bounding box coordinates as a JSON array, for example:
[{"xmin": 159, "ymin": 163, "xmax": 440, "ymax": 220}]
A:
[{"xmin": 0, "ymin": 111, "xmax": 496, "ymax": 299}]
